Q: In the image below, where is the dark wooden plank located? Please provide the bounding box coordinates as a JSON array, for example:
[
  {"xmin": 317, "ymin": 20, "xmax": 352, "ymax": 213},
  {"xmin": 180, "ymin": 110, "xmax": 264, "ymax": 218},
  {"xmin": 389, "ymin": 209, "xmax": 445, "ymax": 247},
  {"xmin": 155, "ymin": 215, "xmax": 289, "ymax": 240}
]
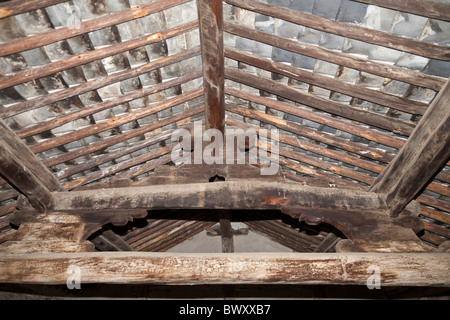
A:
[
  {"xmin": 224, "ymin": 22, "xmax": 446, "ymax": 91},
  {"xmin": 0, "ymin": 0, "xmax": 192, "ymax": 57},
  {"xmin": 91, "ymin": 230, "xmax": 134, "ymax": 252},
  {"xmin": 198, "ymin": 0, "xmax": 225, "ymax": 132},
  {"xmin": 225, "ymin": 0, "xmax": 450, "ymax": 60},
  {"xmin": 225, "ymin": 47, "xmax": 428, "ymax": 115},
  {"xmin": 353, "ymin": 0, "xmax": 450, "ymax": 22},
  {"xmin": 225, "ymin": 68, "xmax": 415, "ymax": 139},
  {"xmin": 370, "ymin": 79, "xmax": 450, "ymax": 216},
  {"xmin": 0, "ymin": 140, "xmax": 53, "ymax": 212},
  {"xmin": 0, "ymin": 252, "xmax": 449, "ymax": 286},
  {"xmin": 50, "ymin": 181, "xmax": 388, "ymax": 213},
  {"xmin": 0, "ymin": 21, "xmax": 198, "ymax": 91},
  {"xmin": 0, "ymin": 0, "xmax": 67, "ymax": 19},
  {"xmin": 0, "ymin": 119, "xmax": 62, "ymax": 192}
]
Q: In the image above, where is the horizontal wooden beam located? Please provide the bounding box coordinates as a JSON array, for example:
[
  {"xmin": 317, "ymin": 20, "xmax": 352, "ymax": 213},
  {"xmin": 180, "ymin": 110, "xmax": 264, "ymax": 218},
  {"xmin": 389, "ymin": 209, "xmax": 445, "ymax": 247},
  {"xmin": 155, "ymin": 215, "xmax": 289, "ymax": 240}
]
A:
[
  {"xmin": 224, "ymin": 22, "xmax": 445, "ymax": 91},
  {"xmin": 0, "ymin": 0, "xmax": 192, "ymax": 57},
  {"xmin": 225, "ymin": 68, "xmax": 415, "ymax": 139},
  {"xmin": 0, "ymin": 21, "xmax": 198, "ymax": 91},
  {"xmin": 0, "ymin": 252, "xmax": 448, "ymax": 286},
  {"xmin": 49, "ymin": 181, "xmax": 388, "ymax": 212},
  {"xmin": 224, "ymin": 0, "xmax": 450, "ymax": 60},
  {"xmin": 353, "ymin": 0, "xmax": 450, "ymax": 22},
  {"xmin": 225, "ymin": 47, "xmax": 428, "ymax": 115},
  {"xmin": 0, "ymin": 0, "xmax": 66, "ymax": 19}
]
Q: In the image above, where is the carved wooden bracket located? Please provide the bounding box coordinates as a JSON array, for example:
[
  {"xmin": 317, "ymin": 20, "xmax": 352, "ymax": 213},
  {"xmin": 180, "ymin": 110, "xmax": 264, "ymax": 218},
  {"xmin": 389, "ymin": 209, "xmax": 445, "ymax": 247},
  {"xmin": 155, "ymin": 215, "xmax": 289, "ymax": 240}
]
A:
[{"xmin": 281, "ymin": 206, "xmax": 434, "ymax": 252}]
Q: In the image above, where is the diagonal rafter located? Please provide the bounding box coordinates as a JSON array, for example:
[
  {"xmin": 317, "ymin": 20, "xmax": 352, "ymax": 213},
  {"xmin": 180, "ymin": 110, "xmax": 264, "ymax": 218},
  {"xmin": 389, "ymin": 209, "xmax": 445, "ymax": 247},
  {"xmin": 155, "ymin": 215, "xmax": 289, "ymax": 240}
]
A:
[{"xmin": 369, "ymin": 79, "xmax": 450, "ymax": 216}]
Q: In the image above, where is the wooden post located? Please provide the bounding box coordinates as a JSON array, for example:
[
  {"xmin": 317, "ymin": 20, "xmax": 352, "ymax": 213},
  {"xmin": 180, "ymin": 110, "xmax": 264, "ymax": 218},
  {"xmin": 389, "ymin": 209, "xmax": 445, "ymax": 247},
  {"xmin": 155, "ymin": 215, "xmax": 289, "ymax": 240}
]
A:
[
  {"xmin": 369, "ymin": 79, "xmax": 450, "ymax": 216},
  {"xmin": 197, "ymin": 0, "xmax": 225, "ymax": 133}
]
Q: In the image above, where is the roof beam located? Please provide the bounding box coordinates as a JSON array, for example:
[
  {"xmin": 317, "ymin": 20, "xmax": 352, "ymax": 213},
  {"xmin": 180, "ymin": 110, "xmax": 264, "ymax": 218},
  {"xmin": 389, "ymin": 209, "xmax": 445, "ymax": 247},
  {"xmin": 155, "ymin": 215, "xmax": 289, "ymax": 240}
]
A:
[
  {"xmin": 369, "ymin": 79, "xmax": 450, "ymax": 216},
  {"xmin": 352, "ymin": 0, "xmax": 450, "ymax": 22},
  {"xmin": 0, "ymin": 252, "xmax": 448, "ymax": 286},
  {"xmin": 224, "ymin": 22, "xmax": 445, "ymax": 91},
  {"xmin": 224, "ymin": 0, "xmax": 450, "ymax": 60},
  {"xmin": 0, "ymin": 0, "xmax": 66, "ymax": 19},
  {"xmin": 198, "ymin": 0, "xmax": 225, "ymax": 133},
  {"xmin": 0, "ymin": 118, "xmax": 62, "ymax": 211},
  {"xmin": 49, "ymin": 181, "xmax": 388, "ymax": 213}
]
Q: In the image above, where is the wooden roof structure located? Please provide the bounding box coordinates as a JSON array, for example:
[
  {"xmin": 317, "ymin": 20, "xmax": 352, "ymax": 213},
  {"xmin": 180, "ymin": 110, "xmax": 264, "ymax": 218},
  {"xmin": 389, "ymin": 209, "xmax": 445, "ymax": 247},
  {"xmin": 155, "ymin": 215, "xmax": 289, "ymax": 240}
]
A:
[{"xmin": 0, "ymin": 0, "xmax": 449, "ymax": 299}]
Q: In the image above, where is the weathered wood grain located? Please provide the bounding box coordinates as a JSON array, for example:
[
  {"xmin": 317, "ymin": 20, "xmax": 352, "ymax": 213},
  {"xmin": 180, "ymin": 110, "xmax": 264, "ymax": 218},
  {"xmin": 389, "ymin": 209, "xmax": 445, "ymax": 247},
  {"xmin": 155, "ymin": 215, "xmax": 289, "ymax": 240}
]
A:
[
  {"xmin": 0, "ymin": 140, "xmax": 54, "ymax": 212},
  {"xmin": 0, "ymin": 252, "xmax": 448, "ymax": 286}
]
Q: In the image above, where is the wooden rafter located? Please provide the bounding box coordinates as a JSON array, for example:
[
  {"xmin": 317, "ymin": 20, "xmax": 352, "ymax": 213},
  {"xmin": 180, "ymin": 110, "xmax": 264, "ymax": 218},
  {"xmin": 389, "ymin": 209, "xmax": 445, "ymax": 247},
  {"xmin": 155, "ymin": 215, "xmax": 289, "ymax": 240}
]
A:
[{"xmin": 370, "ymin": 79, "xmax": 450, "ymax": 216}]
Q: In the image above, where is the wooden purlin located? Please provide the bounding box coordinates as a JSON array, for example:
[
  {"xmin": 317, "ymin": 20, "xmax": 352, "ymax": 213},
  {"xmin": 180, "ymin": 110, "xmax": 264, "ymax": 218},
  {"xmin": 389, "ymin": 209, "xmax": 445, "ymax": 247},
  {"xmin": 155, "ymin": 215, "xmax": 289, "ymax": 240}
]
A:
[
  {"xmin": 224, "ymin": 22, "xmax": 445, "ymax": 91},
  {"xmin": 0, "ymin": 20, "xmax": 198, "ymax": 91},
  {"xmin": 352, "ymin": 0, "xmax": 450, "ymax": 22},
  {"xmin": 225, "ymin": 47, "xmax": 428, "ymax": 115},
  {"xmin": 1, "ymin": 47, "xmax": 201, "ymax": 120},
  {"xmin": 0, "ymin": 0, "xmax": 67, "ymax": 19},
  {"xmin": 224, "ymin": 0, "xmax": 450, "ymax": 60},
  {"xmin": 0, "ymin": 0, "xmax": 193, "ymax": 57}
]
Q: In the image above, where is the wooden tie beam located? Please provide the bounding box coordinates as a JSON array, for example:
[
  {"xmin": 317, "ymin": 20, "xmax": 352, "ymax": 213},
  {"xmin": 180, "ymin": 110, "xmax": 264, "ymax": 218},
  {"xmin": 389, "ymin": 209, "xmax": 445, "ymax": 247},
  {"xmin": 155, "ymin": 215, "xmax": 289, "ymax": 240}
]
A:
[{"xmin": 0, "ymin": 0, "xmax": 449, "ymax": 289}]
